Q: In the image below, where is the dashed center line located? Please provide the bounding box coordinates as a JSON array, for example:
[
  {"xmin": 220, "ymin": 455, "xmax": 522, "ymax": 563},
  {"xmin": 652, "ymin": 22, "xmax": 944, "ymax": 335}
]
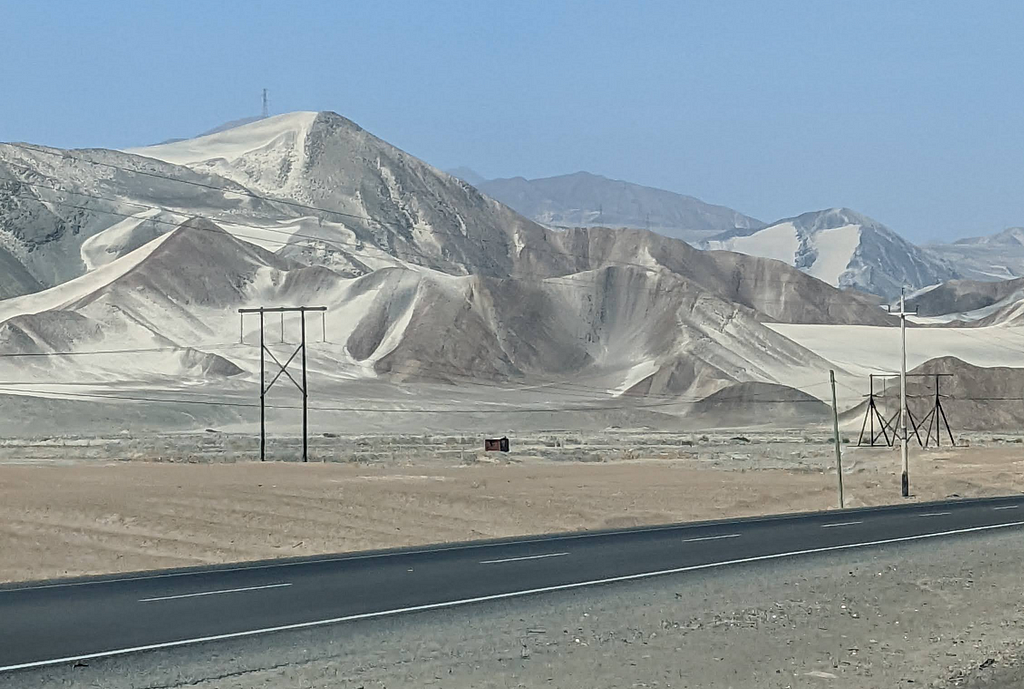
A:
[
  {"xmin": 139, "ymin": 583, "xmax": 292, "ymax": 603},
  {"xmin": 479, "ymin": 552, "xmax": 569, "ymax": 565},
  {"xmin": 994, "ymin": 505, "xmax": 1020, "ymax": 511},
  {"xmin": 821, "ymin": 521, "xmax": 863, "ymax": 528},
  {"xmin": 918, "ymin": 511, "xmax": 953, "ymax": 517},
  {"xmin": 682, "ymin": 534, "xmax": 741, "ymax": 543}
]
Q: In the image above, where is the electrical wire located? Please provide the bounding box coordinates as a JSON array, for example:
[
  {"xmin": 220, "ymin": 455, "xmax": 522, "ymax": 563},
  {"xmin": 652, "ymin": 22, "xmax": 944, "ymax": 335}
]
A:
[
  {"xmin": 0, "ymin": 385, "xmax": 697, "ymax": 413},
  {"xmin": 0, "ymin": 383, "xmax": 839, "ymax": 411},
  {"xmin": 0, "ymin": 343, "xmax": 246, "ymax": 358}
]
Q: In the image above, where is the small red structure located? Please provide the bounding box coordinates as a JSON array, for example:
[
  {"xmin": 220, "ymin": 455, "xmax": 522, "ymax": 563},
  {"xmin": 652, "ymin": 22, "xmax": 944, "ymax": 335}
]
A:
[{"xmin": 484, "ymin": 437, "xmax": 510, "ymax": 452}]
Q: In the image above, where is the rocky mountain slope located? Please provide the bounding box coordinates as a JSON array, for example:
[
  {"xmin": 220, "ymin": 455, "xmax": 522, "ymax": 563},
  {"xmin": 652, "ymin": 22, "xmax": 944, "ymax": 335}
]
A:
[
  {"xmin": 127, "ymin": 112, "xmax": 580, "ymax": 281},
  {"xmin": 0, "ymin": 112, "xmax": 910, "ymax": 431},
  {"xmin": 474, "ymin": 171, "xmax": 763, "ymax": 243},
  {"xmin": 0, "ymin": 140, "xmax": 293, "ymax": 289},
  {"xmin": 703, "ymin": 208, "xmax": 958, "ymax": 299},
  {"xmin": 446, "ymin": 167, "xmax": 486, "ymax": 186},
  {"xmin": 0, "ymin": 245, "xmax": 41, "ymax": 299},
  {"xmin": 953, "ymin": 226, "xmax": 1024, "ymax": 247},
  {"xmin": 0, "ymin": 113, "xmax": 580, "ymax": 299},
  {"xmin": 0, "ymin": 217, "xmax": 892, "ymax": 403}
]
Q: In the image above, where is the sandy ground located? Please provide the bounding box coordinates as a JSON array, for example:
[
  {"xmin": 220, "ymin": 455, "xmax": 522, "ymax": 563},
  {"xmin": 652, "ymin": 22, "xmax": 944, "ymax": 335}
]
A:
[
  {"xmin": 14, "ymin": 528, "xmax": 1024, "ymax": 688},
  {"xmin": 2, "ymin": 433, "xmax": 1023, "ymax": 583}
]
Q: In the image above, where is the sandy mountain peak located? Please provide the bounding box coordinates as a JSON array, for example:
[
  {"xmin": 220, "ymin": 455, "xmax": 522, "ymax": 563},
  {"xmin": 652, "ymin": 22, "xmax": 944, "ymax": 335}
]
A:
[{"xmin": 703, "ymin": 207, "xmax": 957, "ymax": 298}]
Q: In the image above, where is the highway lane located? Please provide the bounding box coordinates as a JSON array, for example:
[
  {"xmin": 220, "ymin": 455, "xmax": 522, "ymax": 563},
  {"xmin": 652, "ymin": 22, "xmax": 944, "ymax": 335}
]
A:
[{"xmin": 2, "ymin": 495, "xmax": 1023, "ymax": 673}]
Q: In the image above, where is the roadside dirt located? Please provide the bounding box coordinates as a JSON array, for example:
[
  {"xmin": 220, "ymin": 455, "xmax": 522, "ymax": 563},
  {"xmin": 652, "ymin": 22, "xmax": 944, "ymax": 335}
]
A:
[{"xmin": 2, "ymin": 435, "xmax": 1022, "ymax": 583}]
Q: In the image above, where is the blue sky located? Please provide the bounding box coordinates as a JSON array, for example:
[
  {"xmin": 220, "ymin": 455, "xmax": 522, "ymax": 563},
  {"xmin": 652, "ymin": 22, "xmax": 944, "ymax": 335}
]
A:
[{"xmin": 3, "ymin": 0, "xmax": 1022, "ymax": 242}]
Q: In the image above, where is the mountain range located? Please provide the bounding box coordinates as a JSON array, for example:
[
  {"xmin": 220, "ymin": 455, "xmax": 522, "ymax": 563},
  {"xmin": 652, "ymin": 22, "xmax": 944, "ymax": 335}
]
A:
[
  {"xmin": 448, "ymin": 169, "xmax": 1024, "ymax": 301},
  {"xmin": 449, "ymin": 169, "xmax": 764, "ymax": 243},
  {"xmin": 0, "ymin": 111, "xmax": 907, "ymax": 433},
  {"xmin": 8, "ymin": 111, "xmax": 1024, "ymax": 434},
  {"xmin": 924, "ymin": 228, "xmax": 1024, "ymax": 283}
]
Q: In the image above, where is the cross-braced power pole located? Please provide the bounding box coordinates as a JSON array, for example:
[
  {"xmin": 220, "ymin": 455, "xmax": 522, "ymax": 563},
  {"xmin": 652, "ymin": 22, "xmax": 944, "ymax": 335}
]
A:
[
  {"xmin": 918, "ymin": 373, "xmax": 955, "ymax": 447},
  {"xmin": 858, "ymin": 374, "xmax": 899, "ymax": 446},
  {"xmin": 858, "ymin": 372, "xmax": 950, "ymax": 449},
  {"xmin": 239, "ymin": 306, "xmax": 327, "ymax": 462}
]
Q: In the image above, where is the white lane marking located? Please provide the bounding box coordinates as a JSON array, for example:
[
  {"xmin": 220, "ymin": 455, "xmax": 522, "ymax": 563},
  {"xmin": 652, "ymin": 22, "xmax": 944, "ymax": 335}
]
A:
[
  {"xmin": 682, "ymin": 534, "xmax": 741, "ymax": 543},
  {"xmin": 918, "ymin": 511, "xmax": 952, "ymax": 517},
  {"xmin": 821, "ymin": 521, "xmax": 863, "ymax": 528},
  {"xmin": 139, "ymin": 583, "xmax": 292, "ymax": 603},
  {"xmin": 4, "ymin": 519, "xmax": 1024, "ymax": 674},
  {"xmin": 994, "ymin": 505, "xmax": 1020, "ymax": 511},
  {"xmin": 2, "ymin": 501, "xmax": 1013, "ymax": 594},
  {"xmin": 480, "ymin": 552, "xmax": 569, "ymax": 565}
]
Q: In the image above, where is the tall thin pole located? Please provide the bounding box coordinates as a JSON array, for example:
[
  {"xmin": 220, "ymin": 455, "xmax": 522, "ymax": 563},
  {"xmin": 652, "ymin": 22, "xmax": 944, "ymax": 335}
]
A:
[
  {"xmin": 900, "ymin": 287, "xmax": 909, "ymax": 497},
  {"xmin": 869, "ymin": 375, "xmax": 874, "ymax": 445},
  {"xmin": 830, "ymin": 370, "xmax": 845, "ymax": 509},
  {"xmin": 259, "ymin": 309, "xmax": 266, "ymax": 462},
  {"xmin": 301, "ymin": 309, "xmax": 308, "ymax": 463}
]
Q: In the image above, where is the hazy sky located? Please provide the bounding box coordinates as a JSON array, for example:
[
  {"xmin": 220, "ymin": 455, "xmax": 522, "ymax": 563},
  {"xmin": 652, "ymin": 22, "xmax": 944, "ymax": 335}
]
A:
[{"xmin": 3, "ymin": 0, "xmax": 1023, "ymax": 242}]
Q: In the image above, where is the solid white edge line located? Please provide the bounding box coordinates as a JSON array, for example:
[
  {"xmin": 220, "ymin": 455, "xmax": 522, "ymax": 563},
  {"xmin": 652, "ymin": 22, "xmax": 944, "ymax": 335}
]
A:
[
  {"xmin": 479, "ymin": 552, "xmax": 569, "ymax": 565},
  {"xmin": 4, "ymin": 519, "xmax": 1024, "ymax": 674},
  {"xmin": 681, "ymin": 534, "xmax": 741, "ymax": 543},
  {"xmin": 139, "ymin": 583, "xmax": 292, "ymax": 603},
  {"xmin": 820, "ymin": 521, "xmax": 863, "ymax": 528}
]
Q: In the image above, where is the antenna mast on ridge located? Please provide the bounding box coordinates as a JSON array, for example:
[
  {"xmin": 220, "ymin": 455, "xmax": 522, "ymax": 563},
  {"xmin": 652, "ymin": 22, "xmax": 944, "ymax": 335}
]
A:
[{"xmin": 261, "ymin": 89, "xmax": 269, "ymax": 118}]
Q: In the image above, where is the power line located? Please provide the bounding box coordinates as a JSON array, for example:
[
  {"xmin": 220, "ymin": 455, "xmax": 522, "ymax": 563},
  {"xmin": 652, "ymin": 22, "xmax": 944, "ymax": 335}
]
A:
[
  {"xmin": 0, "ymin": 322, "xmax": 842, "ymax": 405},
  {"xmin": 942, "ymin": 324, "xmax": 1024, "ymax": 355},
  {"xmin": 0, "ymin": 343, "xmax": 246, "ymax": 358},
  {"xmin": 9, "ymin": 378, "xmax": 1016, "ymax": 406},
  {"xmin": 0, "ymin": 354, "xmax": 832, "ymax": 404},
  {"xmin": 0, "ymin": 385, "xmax": 689, "ymax": 413},
  {"xmin": 0, "ymin": 383, "xmax": 843, "ymax": 411}
]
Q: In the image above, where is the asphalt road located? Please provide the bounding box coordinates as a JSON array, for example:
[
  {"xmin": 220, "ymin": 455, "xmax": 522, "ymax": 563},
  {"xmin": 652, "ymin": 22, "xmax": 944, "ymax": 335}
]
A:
[{"xmin": 2, "ymin": 495, "xmax": 1024, "ymax": 674}]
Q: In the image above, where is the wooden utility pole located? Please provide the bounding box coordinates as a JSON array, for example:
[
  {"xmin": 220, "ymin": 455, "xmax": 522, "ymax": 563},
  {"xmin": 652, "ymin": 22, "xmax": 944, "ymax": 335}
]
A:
[
  {"xmin": 830, "ymin": 370, "xmax": 845, "ymax": 509},
  {"xmin": 259, "ymin": 309, "xmax": 265, "ymax": 461},
  {"xmin": 301, "ymin": 309, "xmax": 308, "ymax": 462}
]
